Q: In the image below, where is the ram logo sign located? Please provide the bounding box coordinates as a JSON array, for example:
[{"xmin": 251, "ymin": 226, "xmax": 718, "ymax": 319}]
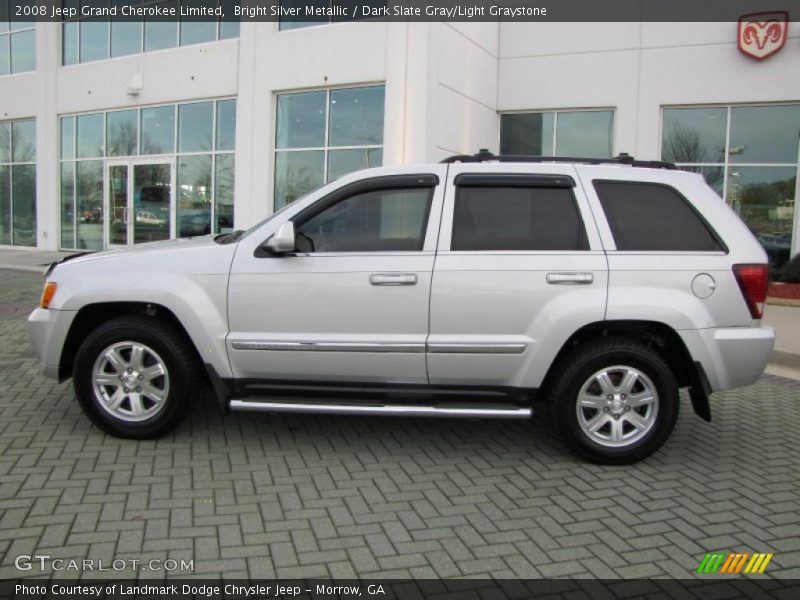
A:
[
  {"xmin": 737, "ymin": 12, "xmax": 789, "ymax": 61},
  {"xmin": 697, "ymin": 552, "xmax": 774, "ymax": 574}
]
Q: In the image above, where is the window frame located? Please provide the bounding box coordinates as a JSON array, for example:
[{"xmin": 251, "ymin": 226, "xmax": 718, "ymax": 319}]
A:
[
  {"xmin": 273, "ymin": 84, "xmax": 386, "ymax": 211},
  {"xmin": 0, "ymin": 17, "xmax": 36, "ymax": 76},
  {"xmin": 58, "ymin": 97, "xmax": 236, "ymax": 250},
  {"xmin": 592, "ymin": 179, "xmax": 728, "ymax": 254},
  {"xmin": 61, "ymin": 0, "xmax": 239, "ymax": 66},
  {"xmin": 659, "ymin": 102, "xmax": 800, "ymax": 205},
  {"xmin": 498, "ymin": 108, "xmax": 616, "ymax": 158},
  {"xmin": 0, "ymin": 117, "xmax": 37, "ymax": 247},
  {"xmin": 257, "ymin": 174, "xmax": 439, "ymax": 257},
  {"xmin": 449, "ymin": 176, "xmax": 590, "ymax": 253}
]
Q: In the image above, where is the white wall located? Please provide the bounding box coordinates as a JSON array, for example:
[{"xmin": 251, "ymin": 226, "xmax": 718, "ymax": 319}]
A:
[
  {"xmin": 2, "ymin": 21, "xmax": 800, "ymax": 250},
  {"xmin": 498, "ymin": 22, "xmax": 800, "ymax": 160},
  {"xmin": 233, "ymin": 21, "xmax": 389, "ymax": 227},
  {"xmin": 428, "ymin": 22, "xmax": 499, "ymax": 160}
]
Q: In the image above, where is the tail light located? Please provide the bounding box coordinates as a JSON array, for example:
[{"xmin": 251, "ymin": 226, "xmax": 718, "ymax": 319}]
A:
[{"xmin": 732, "ymin": 264, "xmax": 768, "ymax": 319}]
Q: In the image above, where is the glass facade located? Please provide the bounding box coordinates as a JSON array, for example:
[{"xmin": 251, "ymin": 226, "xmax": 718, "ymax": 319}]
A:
[
  {"xmin": 274, "ymin": 85, "xmax": 385, "ymax": 209},
  {"xmin": 500, "ymin": 109, "xmax": 615, "ymax": 158},
  {"xmin": 0, "ymin": 1, "xmax": 36, "ymax": 75},
  {"xmin": 60, "ymin": 99, "xmax": 236, "ymax": 250},
  {"xmin": 62, "ymin": 0, "xmax": 240, "ymax": 65},
  {"xmin": 662, "ymin": 104, "xmax": 800, "ymax": 270},
  {"xmin": 278, "ymin": 0, "xmax": 382, "ymax": 30},
  {"xmin": 0, "ymin": 118, "xmax": 36, "ymax": 246}
]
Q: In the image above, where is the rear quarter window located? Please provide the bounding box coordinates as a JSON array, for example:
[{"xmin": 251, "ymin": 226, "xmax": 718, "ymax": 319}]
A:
[{"xmin": 593, "ymin": 180, "xmax": 724, "ymax": 252}]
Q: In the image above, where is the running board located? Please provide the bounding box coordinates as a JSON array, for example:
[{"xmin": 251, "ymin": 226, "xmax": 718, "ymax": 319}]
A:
[{"xmin": 228, "ymin": 399, "xmax": 532, "ymax": 420}]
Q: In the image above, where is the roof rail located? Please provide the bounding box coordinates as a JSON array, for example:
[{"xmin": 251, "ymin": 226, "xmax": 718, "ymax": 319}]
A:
[{"xmin": 440, "ymin": 149, "xmax": 677, "ymax": 170}]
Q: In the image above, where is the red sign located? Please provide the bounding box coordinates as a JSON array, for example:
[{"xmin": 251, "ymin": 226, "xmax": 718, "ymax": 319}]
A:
[{"xmin": 738, "ymin": 11, "xmax": 789, "ymax": 61}]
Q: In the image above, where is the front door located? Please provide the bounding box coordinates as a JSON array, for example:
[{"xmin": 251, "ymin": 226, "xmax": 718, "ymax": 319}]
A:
[
  {"xmin": 226, "ymin": 169, "xmax": 448, "ymax": 384},
  {"xmin": 105, "ymin": 160, "xmax": 175, "ymax": 247}
]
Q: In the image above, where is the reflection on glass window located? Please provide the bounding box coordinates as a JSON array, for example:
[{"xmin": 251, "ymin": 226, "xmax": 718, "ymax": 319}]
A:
[
  {"xmin": 0, "ymin": 4, "xmax": 35, "ymax": 75},
  {"xmin": 662, "ymin": 107, "xmax": 726, "ymax": 164},
  {"xmin": 177, "ymin": 154, "xmax": 212, "ymax": 237},
  {"xmin": 76, "ymin": 160, "xmax": 103, "ymax": 250},
  {"xmin": 729, "ymin": 105, "xmax": 800, "ymax": 164},
  {"xmin": 111, "ymin": 20, "xmax": 142, "ymax": 58},
  {"xmin": 141, "ymin": 106, "xmax": 175, "ymax": 155},
  {"xmin": 0, "ymin": 117, "xmax": 36, "ymax": 246},
  {"xmin": 60, "ymin": 100, "xmax": 236, "ymax": 249},
  {"xmin": 274, "ymin": 151, "xmax": 324, "ymax": 210},
  {"xmin": 278, "ymin": 0, "xmax": 386, "ymax": 29},
  {"xmin": 329, "ymin": 87, "xmax": 385, "ymax": 147},
  {"xmin": 728, "ymin": 167, "xmax": 796, "ymax": 269},
  {"xmin": 145, "ymin": 2, "xmax": 179, "ymax": 52},
  {"xmin": 327, "ymin": 148, "xmax": 382, "ymax": 182},
  {"xmin": 178, "ymin": 102, "xmax": 213, "ymax": 153},
  {"xmin": 215, "ymin": 100, "xmax": 236, "ymax": 151},
  {"xmin": 62, "ymin": 0, "xmax": 240, "ymax": 65},
  {"xmin": 661, "ymin": 104, "xmax": 800, "ymax": 271},
  {"xmin": 77, "ymin": 113, "xmax": 105, "ymax": 159},
  {"xmin": 500, "ymin": 110, "xmax": 613, "ymax": 159},
  {"xmin": 556, "ymin": 111, "xmax": 613, "ymax": 157},
  {"xmin": 274, "ymin": 86, "xmax": 385, "ymax": 209},
  {"xmin": 276, "ymin": 92, "xmax": 326, "ymax": 149},
  {"xmin": 214, "ymin": 153, "xmax": 234, "ymax": 233},
  {"xmin": 61, "ymin": 162, "xmax": 75, "ymax": 250},
  {"xmin": 107, "ymin": 110, "xmax": 138, "ymax": 157}
]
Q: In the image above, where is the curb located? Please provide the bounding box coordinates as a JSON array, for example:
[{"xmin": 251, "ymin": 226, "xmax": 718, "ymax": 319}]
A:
[
  {"xmin": 770, "ymin": 350, "xmax": 800, "ymax": 369},
  {"xmin": 0, "ymin": 264, "xmax": 47, "ymax": 274}
]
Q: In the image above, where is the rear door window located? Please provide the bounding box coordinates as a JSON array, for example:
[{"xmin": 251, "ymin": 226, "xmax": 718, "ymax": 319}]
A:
[{"xmin": 451, "ymin": 183, "xmax": 588, "ymax": 251}]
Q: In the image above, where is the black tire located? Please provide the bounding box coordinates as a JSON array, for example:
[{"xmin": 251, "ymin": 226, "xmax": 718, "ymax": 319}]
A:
[
  {"xmin": 547, "ymin": 338, "xmax": 679, "ymax": 465},
  {"xmin": 73, "ymin": 315, "xmax": 202, "ymax": 439}
]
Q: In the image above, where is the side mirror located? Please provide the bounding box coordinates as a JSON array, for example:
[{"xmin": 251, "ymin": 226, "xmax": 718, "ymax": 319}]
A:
[{"xmin": 265, "ymin": 222, "xmax": 296, "ymax": 254}]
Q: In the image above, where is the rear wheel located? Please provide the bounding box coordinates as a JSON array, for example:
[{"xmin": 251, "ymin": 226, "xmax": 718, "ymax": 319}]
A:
[
  {"xmin": 548, "ymin": 339, "xmax": 679, "ymax": 464},
  {"xmin": 73, "ymin": 315, "xmax": 201, "ymax": 438}
]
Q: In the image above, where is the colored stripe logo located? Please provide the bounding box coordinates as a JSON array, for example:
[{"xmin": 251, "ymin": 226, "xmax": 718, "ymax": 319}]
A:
[{"xmin": 697, "ymin": 552, "xmax": 773, "ymax": 574}]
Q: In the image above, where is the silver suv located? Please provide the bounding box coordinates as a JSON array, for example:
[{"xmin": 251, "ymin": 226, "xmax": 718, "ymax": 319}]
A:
[{"xmin": 28, "ymin": 151, "xmax": 775, "ymax": 464}]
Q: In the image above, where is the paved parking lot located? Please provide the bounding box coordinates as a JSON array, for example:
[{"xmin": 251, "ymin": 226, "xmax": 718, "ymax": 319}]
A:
[{"xmin": 0, "ymin": 268, "xmax": 799, "ymax": 581}]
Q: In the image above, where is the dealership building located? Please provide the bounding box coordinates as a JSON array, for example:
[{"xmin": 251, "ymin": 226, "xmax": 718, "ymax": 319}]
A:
[{"xmin": 1, "ymin": 12, "xmax": 799, "ymax": 267}]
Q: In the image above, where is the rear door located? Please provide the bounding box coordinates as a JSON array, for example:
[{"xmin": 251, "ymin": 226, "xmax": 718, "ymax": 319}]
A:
[{"xmin": 427, "ymin": 163, "xmax": 608, "ymax": 389}]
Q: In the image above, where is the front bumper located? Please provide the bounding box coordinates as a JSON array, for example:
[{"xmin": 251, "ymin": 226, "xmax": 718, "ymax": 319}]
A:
[
  {"xmin": 681, "ymin": 326, "xmax": 775, "ymax": 391},
  {"xmin": 27, "ymin": 307, "xmax": 77, "ymax": 381}
]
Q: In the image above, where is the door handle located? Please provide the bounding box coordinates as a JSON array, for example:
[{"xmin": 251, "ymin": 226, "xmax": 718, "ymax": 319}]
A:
[
  {"xmin": 369, "ymin": 273, "xmax": 418, "ymax": 286},
  {"xmin": 546, "ymin": 272, "xmax": 594, "ymax": 285}
]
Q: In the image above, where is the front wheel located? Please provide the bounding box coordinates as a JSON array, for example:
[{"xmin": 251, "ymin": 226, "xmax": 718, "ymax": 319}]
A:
[
  {"xmin": 73, "ymin": 315, "xmax": 201, "ymax": 439},
  {"xmin": 548, "ymin": 339, "xmax": 679, "ymax": 464}
]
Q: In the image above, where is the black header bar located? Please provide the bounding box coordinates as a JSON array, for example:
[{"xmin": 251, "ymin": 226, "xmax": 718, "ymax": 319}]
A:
[{"xmin": 6, "ymin": 0, "xmax": 799, "ymax": 23}]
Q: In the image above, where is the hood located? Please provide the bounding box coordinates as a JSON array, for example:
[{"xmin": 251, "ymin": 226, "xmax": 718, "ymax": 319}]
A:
[{"xmin": 55, "ymin": 235, "xmax": 221, "ymax": 267}]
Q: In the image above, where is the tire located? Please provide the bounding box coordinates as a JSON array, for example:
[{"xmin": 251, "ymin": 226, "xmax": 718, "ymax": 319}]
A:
[
  {"xmin": 547, "ymin": 338, "xmax": 679, "ymax": 465},
  {"xmin": 73, "ymin": 315, "xmax": 202, "ymax": 439}
]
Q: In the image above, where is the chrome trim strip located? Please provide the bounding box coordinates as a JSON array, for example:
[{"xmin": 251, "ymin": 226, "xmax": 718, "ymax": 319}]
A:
[
  {"xmin": 229, "ymin": 400, "xmax": 532, "ymax": 420},
  {"xmin": 230, "ymin": 341, "xmax": 425, "ymax": 353},
  {"xmin": 230, "ymin": 341, "xmax": 527, "ymax": 354},
  {"xmin": 426, "ymin": 343, "xmax": 527, "ymax": 354}
]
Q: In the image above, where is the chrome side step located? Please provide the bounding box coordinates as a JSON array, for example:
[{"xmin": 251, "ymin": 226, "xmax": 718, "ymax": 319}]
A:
[{"xmin": 228, "ymin": 399, "xmax": 532, "ymax": 420}]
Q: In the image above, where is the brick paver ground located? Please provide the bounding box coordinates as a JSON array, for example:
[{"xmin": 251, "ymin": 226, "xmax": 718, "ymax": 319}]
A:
[{"xmin": 0, "ymin": 268, "xmax": 798, "ymax": 581}]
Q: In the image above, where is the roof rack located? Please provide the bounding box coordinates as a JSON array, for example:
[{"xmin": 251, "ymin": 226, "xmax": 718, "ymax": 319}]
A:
[{"xmin": 440, "ymin": 149, "xmax": 677, "ymax": 170}]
